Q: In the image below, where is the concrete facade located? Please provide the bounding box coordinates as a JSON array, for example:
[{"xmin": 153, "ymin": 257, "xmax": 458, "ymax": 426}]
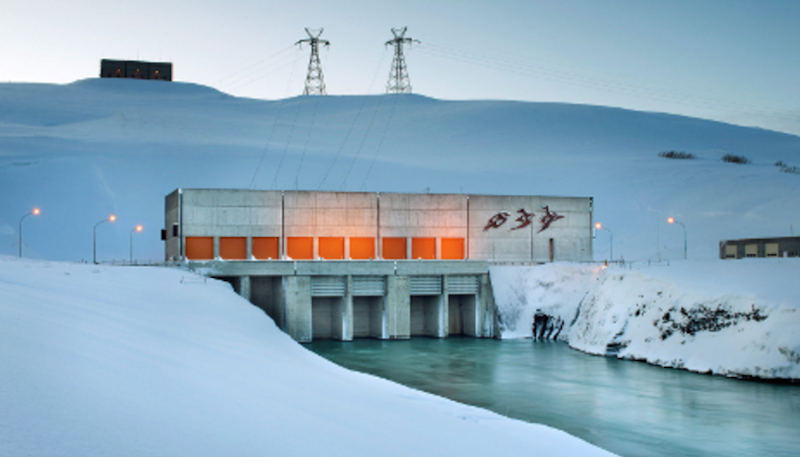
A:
[
  {"xmin": 720, "ymin": 237, "xmax": 800, "ymax": 259},
  {"xmin": 100, "ymin": 59, "xmax": 173, "ymax": 81},
  {"xmin": 165, "ymin": 189, "xmax": 591, "ymax": 342}
]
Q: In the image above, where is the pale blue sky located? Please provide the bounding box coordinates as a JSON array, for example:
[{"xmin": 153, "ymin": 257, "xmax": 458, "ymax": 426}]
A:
[{"xmin": 3, "ymin": 0, "xmax": 798, "ymax": 135}]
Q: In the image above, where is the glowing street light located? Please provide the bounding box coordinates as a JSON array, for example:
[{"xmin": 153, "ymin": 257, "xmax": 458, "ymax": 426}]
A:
[
  {"xmin": 130, "ymin": 225, "xmax": 143, "ymax": 264},
  {"xmin": 668, "ymin": 217, "xmax": 687, "ymax": 259},
  {"xmin": 19, "ymin": 208, "xmax": 41, "ymax": 257},
  {"xmin": 595, "ymin": 221, "xmax": 613, "ymax": 261},
  {"xmin": 93, "ymin": 214, "xmax": 116, "ymax": 264}
]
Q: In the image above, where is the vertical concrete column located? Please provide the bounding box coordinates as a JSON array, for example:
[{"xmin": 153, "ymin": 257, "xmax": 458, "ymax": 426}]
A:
[
  {"xmin": 246, "ymin": 237, "xmax": 253, "ymax": 260},
  {"xmin": 438, "ymin": 277, "xmax": 449, "ymax": 338},
  {"xmin": 344, "ymin": 238, "xmax": 351, "ymax": 259},
  {"xmin": 441, "ymin": 275, "xmax": 451, "ymax": 337},
  {"xmin": 385, "ymin": 275, "xmax": 410, "ymax": 339},
  {"xmin": 239, "ymin": 276, "xmax": 251, "ymax": 302},
  {"xmin": 283, "ymin": 276, "xmax": 312, "ymax": 342},
  {"xmin": 213, "ymin": 236, "xmax": 220, "ymax": 259},
  {"xmin": 478, "ymin": 273, "xmax": 496, "ymax": 338},
  {"xmin": 436, "ymin": 238, "xmax": 442, "ymax": 260},
  {"xmin": 332, "ymin": 276, "xmax": 354, "ymax": 341}
]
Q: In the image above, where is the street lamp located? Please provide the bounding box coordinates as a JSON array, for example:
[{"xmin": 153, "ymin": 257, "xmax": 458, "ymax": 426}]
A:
[
  {"xmin": 667, "ymin": 217, "xmax": 687, "ymax": 259},
  {"xmin": 595, "ymin": 222, "xmax": 613, "ymax": 261},
  {"xmin": 130, "ymin": 225, "xmax": 143, "ymax": 264},
  {"xmin": 19, "ymin": 208, "xmax": 41, "ymax": 257},
  {"xmin": 93, "ymin": 214, "xmax": 116, "ymax": 264}
]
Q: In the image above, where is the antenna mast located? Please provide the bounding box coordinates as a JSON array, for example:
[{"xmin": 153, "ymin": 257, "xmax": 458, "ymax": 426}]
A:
[
  {"xmin": 296, "ymin": 28, "xmax": 330, "ymax": 95},
  {"xmin": 385, "ymin": 27, "xmax": 419, "ymax": 94}
]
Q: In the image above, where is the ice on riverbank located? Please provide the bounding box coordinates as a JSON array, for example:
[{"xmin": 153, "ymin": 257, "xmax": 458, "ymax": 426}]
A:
[
  {"xmin": 0, "ymin": 256, "xmax": 617, "ymax": 456},
  {"xmin": 490, "ymin": 260, "xmax": 800, "ymax": 380}
]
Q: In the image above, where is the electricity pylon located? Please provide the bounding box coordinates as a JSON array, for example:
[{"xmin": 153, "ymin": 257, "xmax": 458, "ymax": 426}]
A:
[
  {"xmin": 296, "ymin": 28, "xmax": 329, "ymax": 95},
  {"xmin": 386, "ymin": 27, "xmax": 419, "ymax": 94}
]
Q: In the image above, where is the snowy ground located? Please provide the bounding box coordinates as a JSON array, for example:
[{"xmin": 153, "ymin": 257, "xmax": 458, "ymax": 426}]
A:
[
  {"xmin": 2, "ymin": 78, "xmax": 799, "ymax": 263},
  {"xmin": 491, "ymin": 260, "xmax": 800, "ymax": 381},
  {"xmin": 0, "ymin": 256, "xmax": 617, "ymax": 456}
]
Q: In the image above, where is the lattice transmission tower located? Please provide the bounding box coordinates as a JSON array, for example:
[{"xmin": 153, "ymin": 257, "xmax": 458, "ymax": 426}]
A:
[
  {"xmin": 296, "ymin": 28, "xmax": 330, "ymax": 95},
  {"xmin": 385, "ymin": 27, "xmax": 419, "ymax": 94}
]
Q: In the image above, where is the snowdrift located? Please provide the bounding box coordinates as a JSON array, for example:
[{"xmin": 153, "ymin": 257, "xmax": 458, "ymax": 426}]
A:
[
  {"xmin": 2, "ymin": 78, "xmax": 800, "ymax": 262},
  {"xmin": 491, "ymin": 260, "xmax": 800, "ymax": 381},
  {"xmin": 0, "ymin": 256, "xmax": 616, "ymax": 456}
]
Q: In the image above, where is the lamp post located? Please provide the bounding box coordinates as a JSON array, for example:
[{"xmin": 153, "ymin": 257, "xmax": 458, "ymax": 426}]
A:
[
  {"xmin": 93, "ymin": 214, "xmax": 116, "ymax": 264},
  {"xmin": 595, "ymin": 222, "xmax": 613, "ymax": 261},
  {"xmin": 130, "ymin": 225, "xmax": 143, "ymax": 264},
  {"xmin": 667, "ymin": 217, "xmax": 687, "ymax": 259},
  {"xmin": 19, "ymin": 208, "xmax": 41, "ymax": 257}
]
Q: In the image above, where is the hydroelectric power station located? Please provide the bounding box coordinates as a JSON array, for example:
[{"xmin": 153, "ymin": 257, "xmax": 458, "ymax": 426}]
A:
[{"xmin": 163, "ymin": 189, "xmax": 593, "ymax": 342}]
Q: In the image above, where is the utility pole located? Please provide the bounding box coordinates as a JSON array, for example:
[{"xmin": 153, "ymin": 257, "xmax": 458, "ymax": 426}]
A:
[
  {"xmin": 386, "ymin": 27, "xmax": 419, "ymax": 94},
  {"xmin": 296, "ymin": 28, "xmax": 330, "ymax": 95}
]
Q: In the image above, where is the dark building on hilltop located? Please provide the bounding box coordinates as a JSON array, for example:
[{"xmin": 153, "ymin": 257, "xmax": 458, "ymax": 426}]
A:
[
  {"xmin": 100, "ymin": 59, "xmax": 172, "ymax": 81},
  {"xmin": 720, "ymin": 236, "xmax": 800, "ymax": 259}
]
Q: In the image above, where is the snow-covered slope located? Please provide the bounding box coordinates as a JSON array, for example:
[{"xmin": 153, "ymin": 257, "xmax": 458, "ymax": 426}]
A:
[
  {"xmin": 490, "ymin": 260, "xmax": 800, "ymax": 380},
  {"xmin": 0, "ymin": 256, "xmax": 616, "ymax": 456},
  {"xmin": 2, "ymin": 78, "xmax": 799, "ymax": 262}
]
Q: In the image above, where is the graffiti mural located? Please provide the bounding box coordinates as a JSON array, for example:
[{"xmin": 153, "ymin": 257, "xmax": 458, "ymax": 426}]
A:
[
  {"xmin": 483, "ymin": 211, "xmax": 510, "ymax": 231},
  {"xmin": 484, "ymin": 206, "xmax": 564, "ymax": 233},
  {"xmin": 538, "ymin": 205, "xmax": 564, "ymax": 233},
  {"xmin": 511, "ymin": 208, "xmax": 534, "ymax": 231}
]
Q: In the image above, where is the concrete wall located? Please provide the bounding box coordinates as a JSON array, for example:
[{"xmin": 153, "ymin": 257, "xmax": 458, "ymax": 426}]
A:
[
  {"xmin": 167, "ymin": 189, "xmax": 593, "ymax": 263},
  {"xmin": 468, "ymin": 194, "xmax": 593, "ymax": 262}
]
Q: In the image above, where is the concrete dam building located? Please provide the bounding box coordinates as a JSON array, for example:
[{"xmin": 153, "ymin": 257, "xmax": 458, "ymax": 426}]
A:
[{"xmin": 164, "ymin": 189, "xmax": 593, "ymax": 342}]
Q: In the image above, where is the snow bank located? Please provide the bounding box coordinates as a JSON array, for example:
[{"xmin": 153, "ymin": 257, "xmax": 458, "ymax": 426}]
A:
[
  {"xmin": 0, "ymin": 256, "xmax": 616, "ymax": 456},
  {"xmin": 492, "ymin": 261, "xmax": 800, "ymax": 381}
]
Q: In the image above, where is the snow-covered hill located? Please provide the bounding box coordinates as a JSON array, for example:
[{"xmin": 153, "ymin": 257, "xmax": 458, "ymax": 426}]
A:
[
  {"xmin": 0, "ymin": 256, "xmax": 616, "ymax": 456},
  {"xmin": 491, "ymin": 260, "xmax": 800, "ymax": 381},
  {"xmin": 2, "ymin": 78, "xmax": 799, "ymax": 262}
]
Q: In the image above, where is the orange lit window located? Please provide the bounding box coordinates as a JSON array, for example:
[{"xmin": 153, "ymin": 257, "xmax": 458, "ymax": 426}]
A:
[
  {"xmin": 350, "ymin": 237, "xmax": 375, "ymax": 260},
  {"xmin": 319, "ymin": 237, "xmax": 344, "ymax": 260},
  {"xmin": 219, "ymin": 237, "xmax": 246, "ymax": 260},
  {"xmin": 287, "ymin": 237, "xmax": 313, "ymax": 260},
  {"xmin": 441, "ymin": 238, "xmax": 465, "ymax": 260},
  {"xmin": 252, "ymin": 237, "xmax": 279, "ymax": 260},
  {"xmin": 382, "ymin": 238, "xmax": 407, "ymax": 260},
  {"xmin": 412, "ymin": 238, "xmax": 436, "ymax": 260},
  {"xmin": 186, "ymin": 237, "xmax": 214, "ymax": 260}
]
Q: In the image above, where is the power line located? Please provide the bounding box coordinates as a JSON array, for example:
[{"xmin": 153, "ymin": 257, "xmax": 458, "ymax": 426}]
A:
[
  {"xmin": 248, "ymin": 48, "xmax": 304, "ymax": 189},
  {"xmin": 416, "ymin": 42, "xmax": 799, "ymax": 122}
]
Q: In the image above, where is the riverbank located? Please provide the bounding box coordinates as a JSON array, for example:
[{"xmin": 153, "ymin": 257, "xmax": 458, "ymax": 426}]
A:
[
  {"xmin": 491, "ymin": 260, "xmax": 800, "ymax": 381},
  {"xmin": 0, "ymin": 256, "xmax": 616, "ymax": 456}
]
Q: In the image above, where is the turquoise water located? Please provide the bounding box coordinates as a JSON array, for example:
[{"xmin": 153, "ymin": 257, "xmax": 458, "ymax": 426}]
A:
[{"xmin": 307, "ymin": 338, "xmax": 800, "ymax": 457}]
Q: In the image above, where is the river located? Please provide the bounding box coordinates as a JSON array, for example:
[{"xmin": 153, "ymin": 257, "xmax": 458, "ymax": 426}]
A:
[{"xmin": 307, "ymin": 338, "xmax": 799, "ymax": 457}]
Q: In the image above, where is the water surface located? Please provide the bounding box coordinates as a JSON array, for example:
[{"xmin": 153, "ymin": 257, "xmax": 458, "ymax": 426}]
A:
[{"xmin": 307, "ymin": 338, "xmax": 799, "ymax": 457}]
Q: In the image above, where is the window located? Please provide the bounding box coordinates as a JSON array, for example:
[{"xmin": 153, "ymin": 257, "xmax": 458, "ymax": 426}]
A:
[
  {"xmin": 350, "ymin": 237, "xmax": 375, "ymax": 260},
  {"xmin": 319, "ymin": 237, "xmax": 345, "ymax": 260},
  {"xmin": 287, "ymin": 237, "xmax": 313, "ymax": 260},
  {"xmin": 411, "ymin": 238, "xmax": 436, "ymax": 260},
  {"xmin": 441, "ymin": 238, "xmax": 465, "ymax": 260},
  {"xmin": 252, "ymin": 237, "xmax": 279, "ymax": 260},
  {"xmin": 186, "ymin": 237, "xmax": 213, "ymax": 260},
  {"xmin": 382, "ymin": 238, "xmax": 407, "ymax": 260},
  {"xmin": 219, "ymin": 237, "xmax": 246, "ymax": 260}
]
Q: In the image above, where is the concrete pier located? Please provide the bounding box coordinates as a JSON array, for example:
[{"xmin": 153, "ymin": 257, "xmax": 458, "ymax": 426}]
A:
[{"xmin": 187, "ymin": 260, "xmax": 496, "ymax": 342}]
